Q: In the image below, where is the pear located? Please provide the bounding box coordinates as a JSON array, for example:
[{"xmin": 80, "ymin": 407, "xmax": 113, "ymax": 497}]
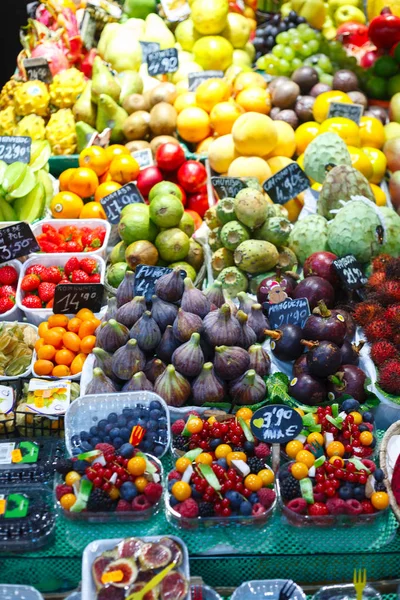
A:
[
  {"xmin": 98, "ymin": 23, "xmax": 119, "ymax": 58},
  {"xmin": 76, "ymin": 121, "xmax": 97, "ymax": 153},
  {"xmin": 73, "ymin": 81, "xmax": 97, "ymax": 128},
  {"xmin": 117, "ymin": 71, "xmax": 144, "ymax": 105},
  {"xmin": 91, "ymin": 57, "xmax": 121, "ymax": 104},
  {"xmin": 96, "ymin": 94, "xmax": 128, "ymax": 143},
  {"xmin": 141, "ymin": 14, "xmax": 175, "ymax": 49}
]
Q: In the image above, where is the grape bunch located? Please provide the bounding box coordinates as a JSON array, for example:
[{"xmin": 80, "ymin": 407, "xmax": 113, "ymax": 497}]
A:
[{"xmin": 253, "ymin": 11, "xmax": 307, "ymax": 62}]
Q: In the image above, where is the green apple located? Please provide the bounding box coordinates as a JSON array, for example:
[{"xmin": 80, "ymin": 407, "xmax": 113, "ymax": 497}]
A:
[
  {"xmin": 334, "ymin": 5, "xmax": 366, "ymax": 24},
  {"xmin": 328, "ymin": 0, "xmax": 359, "ymax": 16}
]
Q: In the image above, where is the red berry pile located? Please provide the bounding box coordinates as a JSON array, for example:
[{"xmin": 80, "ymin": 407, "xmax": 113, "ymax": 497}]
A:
[
  {"xmin": 36, "ymin": 224, "xmax": 106, "ymax": 253},
  {"xmin": 21, "ymin": 258, "xmax": 101, "ymax": 309},
  {"xmin": 0, "ymin": 264, "xmax": 18, "ymax": 313}
]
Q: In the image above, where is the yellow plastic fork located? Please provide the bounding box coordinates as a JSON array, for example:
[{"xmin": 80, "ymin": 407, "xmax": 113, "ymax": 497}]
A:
[
  {"xmin": 126, "ymin": 560, "xmax": 177, "ymax": 600},
  {"xmin": 353, "ymin": 568, "xmax": 367, "ymax": 600}
]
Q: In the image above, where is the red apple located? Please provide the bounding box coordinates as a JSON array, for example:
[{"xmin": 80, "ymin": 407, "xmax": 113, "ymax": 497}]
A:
[
  {"xmin": 389, "ymin": 171, "xmax": 400, "ymax": 213},
  {"xmin": 136, "ymin": 166, "xmax": 163, "ymax": 197},
  {"xmin": 384, "ymin": 137, "xmax": 400, "ymax": 172},
  {"xmin": 177, "ymin": 160, "xmax": 207, "ymax": 192},
  {"xmin": 187, "ymin": 192, "xmax": 209, "ymax": 217},
  {"xmin": 156, "ymin": 142, "xmax": 186, "ymax": 171}
]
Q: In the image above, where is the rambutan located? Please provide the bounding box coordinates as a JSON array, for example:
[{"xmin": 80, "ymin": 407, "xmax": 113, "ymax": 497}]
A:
[
  {"xmin": 378, "ymin": 359, "xmax": 400, "ymax": 395},
  {"xmin": 364, "ymin": 319, "xmax": 393, "ymax": 343},
  {"xmin": 370, "ymin": 341, "xmax": 399, "ymax": 366},
  {"xmin": 372, "ymin": 254, "xmax": 392, "ymax": 273},
  {"xmin": 353, "ymin": 302, "xmax": 384, "ymax": 326},
  {"xmin": 375, "ymin": 281, "xmax": 400, "ymax": 306},
  {"xmin": 385, "ymin": 258, "xmax": 400, "ymax": 281},
  {"xmin": 367, "ymin": 271, "xmax": 386, "ymax": 289},
  {"xmin": 384, "ymin": 304, "xmax": 400, "ymax": 326}
]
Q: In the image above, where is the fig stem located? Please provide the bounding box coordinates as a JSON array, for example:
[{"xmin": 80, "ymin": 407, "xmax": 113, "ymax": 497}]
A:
[
  {"xmin": 313, "ymin": 300, "xmax": 331, "ymax": 318},
  {"xmin": 300, "ymin": 339, "xmax": 319, "ymax": 349},
  {"xmin": 264, "ymin": 329, "xmax": 282, "ymax": 341}
]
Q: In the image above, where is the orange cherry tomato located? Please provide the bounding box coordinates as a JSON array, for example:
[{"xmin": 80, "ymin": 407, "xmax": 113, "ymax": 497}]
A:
[
  {"xmin": 48, "ymin": 314, "xmax": 69, "ymax": 329},
  {"xmin": 63, "ymin": 332, "xmax": 82, "ymax": 353},
  {"xmin": 34, "ymin": 359, "xmax": 54, "ymax": 376},
  {"xmin": 55, "ymin": 348, "xmax": 75, "ymax": 366},
  {"xmin": 80, "ymin": 334, "xmax": 96, "ymax": 354},
  {"xmin": 78, "ymin": 320, "xmax": 97, "ymax": 339},
  {"xmin": 67, "ymin": 317, "xmax": 82, "ymax": 333},
  {"xmin": 43, "ymin": 329, "xmax": 63, "ymax": 348},
  {"xmin": 52, "ymin": 365, "xmax": 71, "ymax": 377},
  {"xmin": 70, "ymin": 353, "xmax": 86, "ymax": 375}
]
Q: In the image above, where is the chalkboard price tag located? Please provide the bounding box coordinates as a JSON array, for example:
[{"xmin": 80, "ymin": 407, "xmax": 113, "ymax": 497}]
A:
[
  {"xmin": 0, "ymin": 137, "xmax": 31, "ymax": 165},
  {"xmin": 211, "ymin": 177, "xmax": 246, "ymax": 199},
  {"xmin": 188, "ymin": 70, "xmax": 224, "ymax": 91},
  {"xmin": 134, "ymin": 264, "xmax": 185, "ymax": 302},
  {"xmin": 251, "ymin": 404, "xmax": 303, "ymax": 444},
  {"xmin": 53, "ymin": 283, "xmax": 104, "ymax": 315},
  {"xmin": 265, "ymin": 297, "xmax": 311, "ymax": 330},
  {"xmin": 147, "ymin": 48, "xmax": 179, "ymax": 76},
  {"xmin": 23, "ymin": 58, "xmax": 53, "ymax": 84},
  {"xmin": 0, "ymin": 222, "xmax": 39, "ymax": 264},
  {"xmin": 100, "ymin": 182, "xmax": 144, "ymax": 224},
  {"xmin": 132, "ymin": 148, "xmax": 154, "ymax": 170},
  {"xmin": 140, "ymin": 41, "xmax": 160, "ymax": 63},
  {"xmin": 328, "ymin": 102, "xmax": 363, "ymax": 124},
  {"xmin": 333, "ymin": 254, "xmax": 368, "ymax": 290},
  {"xmin": 263, "ymin": 163, "xmax": 310, "ymax": 205}
]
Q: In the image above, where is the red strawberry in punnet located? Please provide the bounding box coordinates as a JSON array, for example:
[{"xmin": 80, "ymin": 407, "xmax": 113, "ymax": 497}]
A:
[
  {"xmin": 0, "ymin": 296, "xmax": 15, "ymax": 313},
  {"xmin": 22, "ymin": 295, "xmax": 42, "ymax": 309},
  {"xmin": 38, "ymin": 282, "xmax": 56, "ymax": 302},
  {"xmin": 26, "ymin": 264, "xmax": 47, "ymax": 278},
  {"xmin": 64, "ymin": 257, "xmax": 80, "ymax": 277},
  {"xmin": 79, "ymin": 258, "xmax": 98, "ymax": 275},
  {"xmin": 21, "ymin": 274, "xmax": 41, "ymax": 291},
  {"xmin": 71, "ymin": 270, "xmax": 90, "ymax": 283},
  {"xmin": 0, "ymin": 265, "xmax": 18, "ymax": 285}
]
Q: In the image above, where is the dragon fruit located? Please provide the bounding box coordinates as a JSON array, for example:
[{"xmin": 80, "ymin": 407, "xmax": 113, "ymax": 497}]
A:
[
  {"xmin": 30, "ymin": 42, "xmax": 69, "ymax": 76},
  {"xmin": 49, "ymin": 68, "xmax": 86, "ymax": 109},
  {"xmin": 14, "ymin": 81, "xmax": 50, "ymax": 117}
]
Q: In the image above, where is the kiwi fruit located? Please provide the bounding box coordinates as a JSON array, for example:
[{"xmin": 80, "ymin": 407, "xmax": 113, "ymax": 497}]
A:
[
  {"xmin": 125, "ymin": 140, "xmax": 151, "ymax": 153},
  {"xmin": 150, "ymin": 135, "xmax": 179, "ymax": 155},
  {"xmin": 149, "ymin": 102, "xmax": 177, "ymax": 136},
  {"xmin": 123, "ymin": 111, "xmax": 151, "ymax": 141},
  {"xmin": 149, "ymin": 83, "xmax": 178, "ymax": 107},
  {"xmin": 122, "ymin": 93, "xmax": 150, "ymax": 114}
]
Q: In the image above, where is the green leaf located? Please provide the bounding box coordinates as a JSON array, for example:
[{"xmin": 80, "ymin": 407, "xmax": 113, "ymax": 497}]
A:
[
  {"xmin": 238, "ymin": 416, "xmax": 254, "ymax": 442},
  {"xmin": 265, "ymin": 372, "xmax": 297, "ymax": 407},
  {"xmin": 201, "ymin": 402, "xmax": 232, "ymax": 412},
  {"xmin": 198, "ymin": 463, "xmax": 221, "ymax": 491}
]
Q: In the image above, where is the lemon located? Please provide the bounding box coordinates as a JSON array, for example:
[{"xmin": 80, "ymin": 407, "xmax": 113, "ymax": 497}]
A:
[
  {"xmin": 312, "ymin": 90, "xmax": 352, "ymax": 123},
  {"xmin": 232, "ymin": 49, "xmax": 252, "ymax": 68},
  {"xmin": 195, "ymin": 78, "xmax": 232, "ymax": 113},
  {"xmin": 319, "ymin": 117, "xmax": 360, "ymax": 147},
  {"xmin": 193, "ymin": 36, "xmax": 233, "ymax": 71},
  {"xmin": 191, "ymin": 0, "xmax": 228, "ymax": 35}
]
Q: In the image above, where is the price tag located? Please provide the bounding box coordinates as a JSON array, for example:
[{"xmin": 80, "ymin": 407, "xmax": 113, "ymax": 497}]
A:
[
  {"xmin": 147, "ymin": 48, "xmax": 179, "ymax": 76},
  {"xmin": 53, "ymin": 283, "xmax": 104, "ymax": 314},
  {"xmin": 160, "ymin": 0, "xmax": 190, "ymax": 21},
  {"xmin": 27, "ymin": 1, "xmax": 39, "ymax": 18},
  {"xmin": 134, "ymin": 264, "xmax": 185, "ymax": 302},
  {"xmin": 80, "ymin": 10, "xmax": 97, "ymax": 50},
  {"xmin": 328, "ymin": 102, "xmax": 363, "ymax": 124},
  {"xmin": 0, "ymin": 222, "xmax": 39, "ymax": 263},
  {"xmin": 266, "ymin": 297, "xmax": 311, "ymax": 330},
  {"xmin": 140, "ymin": 41, "xmax": 160, "ymax": 63},
  {"xmin": 251, "ymin": 404, "xmax": 303, "ymax": 444},
  {"xmin": 87, "ymin": 128, "xmax": 112, "ymax": 149},
  {"xmin": 23, "ymin": 58, "xmax": 53, "ymax": 84},
  {"xmin": 100, "ymin": 182, "xmax": 144, "ymax": 224},
  {"xmin": 263, "ymin": 163, "xmax": 310, "ymax": 205},
  {"xmin": 0, "ymin": 136, "xmax": 31, "ymax": 165},
  {"xmin": 211, "ymin": 177, "xmax": 246, "ymax": 199},
  {"xmin": 132, "ymin": 148, "xmax": 154, "ymax": 170},
  {"xmin": 188, "ymin": 70, "xmax": 224, "ymax": 91},
  {"xmin": 333, "ymin": 254, "xmax": 368, "ymax": 290}
]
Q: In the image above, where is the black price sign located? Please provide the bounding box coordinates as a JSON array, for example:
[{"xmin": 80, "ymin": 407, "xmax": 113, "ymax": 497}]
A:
[
  {"xmin": 0, "ymin": 137, "xmax": 31, "ymax": 165},
  {"xmin": 263, "ymin": 163, "xmax": 310, "ymax": 205},
  {"xmin": 53, "ymin": 283, "xmax": 104, "ymax": 314},
  {"xmin": 328, "ymin": 102, "xmax": 363, "ymax": 125},
  {"xmin": 211, "ymin": 177, "xmax": 246, "ymax": 199},
  {"xmin": 266, "ymin": 297, "xmax": 311, "ymax": 330},
  {"xmin": 100, "ymin": 182, "xmax": 144, "ymax": 224},
  {"xmin": 188, "ymin": 70, "xmax": 224, "ymax": 91},
  {"xmin": 147, "ymin": 48, "xmax": 179, "ymax": 76},
  {"xmin": 132, "ymin": 148, "xmax": 153, "ymax": 170},
  {"xmin": 134, "ymin": 264, "xmax": 185, "ymax": 302},
  {"xmin": 140, "ymin": 41, "xmax": 160, "ymax": 63},
  {"xmin": 333, "ymin": 254, "xmax": 368, "ymax": 290},
  {"xmin": 23, "ymin": 58, "xmax": 53, "ymax": 84},
  {"xmin": 251, "ymin": 404, "xmax": 303, "ymax": 444},
  {"xmin": 0, "ymin": 222, "xmax": 39, "ymax": 263}
]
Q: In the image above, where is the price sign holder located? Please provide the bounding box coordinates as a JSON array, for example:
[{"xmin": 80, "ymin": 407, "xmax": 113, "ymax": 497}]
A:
[
  {"xmin": 0, "ymin": 137, "xmax": 31, "ymax": 165},
  {"xmin": 132, "ymin": 148, "xmax": 154, "ymax": 170},
  {"xmin": 328, "ymin": 102, "xmax": 364, "ymax": 124},
  {"xmin": 134, "ymin": 264, "xmax": 185, "ymax": 302},
  {"xmin": 23, "ymin": 58, "xmax": 53, "ymax": 84},
  {"xmin": 0, "ymin": 222, "xmax": 39, "ymax": 264},
  {"xmin": 266, "ymin": 297, "xmax": 311, "ymax": 330},
  {"xmin": 53, "ymin": 283, "xmax": 104, "ymax": 314},
  {"xmin": 211, "ymin": 177, "xmax": 246, "ymax": 199},
  {"xmin": 263, "ymin": 163, "xmax": 310, "ymax": 205},
  {"xmin": 333, "ymin": 254, "xmax": 368, "ymax": 297},
  {"xmin": 147, "ymin": 48, "xmax": 179, "ymax": 76},
  {"xmin": 188, "ymin": 70, "xmax": 224, "ymax": 91},
  {"xmin": 140, "ymin": 41, "xmax": 160, "ymax": 63},
  {"xmin": 100, "ymin": 182, "xmax": 144, "ymax": 224}
]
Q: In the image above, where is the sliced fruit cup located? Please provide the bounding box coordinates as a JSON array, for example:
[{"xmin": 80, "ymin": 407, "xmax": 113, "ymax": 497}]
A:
[
  {"xmin": 0, "ymin": 322, "xmax": 38, "ymax": 381},
  {"xmin": 31, "ymin": 219, "xmax": 111, "ymax": 260},
  {"xmin": 82, "ymin": 536, "xmax": 190, "ymax": 600}
]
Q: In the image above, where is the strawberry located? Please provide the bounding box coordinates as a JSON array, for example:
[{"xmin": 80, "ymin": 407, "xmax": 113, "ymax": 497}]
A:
[
  {"xmin": 45, "ymin": 266, "xmax": 63, "ymax": 284},
  {"xmin": 0, "ymin": 295, "xmax": 15, "ymax": 313},
  {"xmin": 79, "ymin": 258, "xmax": 98, "ymax": 275},
  {"xmin": 38, "ymin": 282, "xmax": 56, "ymax": 302},
  {"xmin": 39, "ymin": 240, "xmax": 59, "ymax": 253},
  {"xmin": 22, "ymin": 295, "xmax": 42, "ymax": 309},
  {"xmin": 21, "ymin": 274, "xmax": 41, "ymax": 292},
  {"xmin": 82, "ymin": 228, "xmax": 105, "ymax": 249},
  {"xmin": 43, "ymin": 228, "xmax": 63, "ymax": 246},
  {"xmin": 26, "ymin": 264, "xmax": 47, "ymax": 278},
  {"xmin": 65, "ymin": 240, "xmax": 83, "ymax": 253},
  {"xmin": 71, "ymin": 270, "xmax": 90, "ymax": 283},
  {"xmin": 58, "ymin": 279, "xmax": 70, "ymax": 285},
  {"xmin": 42, "ymin": 224, "xmax": 57, "ymax": 235},
  {"xmin": 88, "ymin": 274, "xmax": 101, "ymax": 283},
  {"xmin": 0, "ymin": 265, "xmax": 18, "ymax": 286},
  {"xmin": 64, "ymin": 257, "xmax": 80, "ymax": 277},
  {"xmin": 0, "ymin": 285, "xmax": 16, "ymax": 297}
]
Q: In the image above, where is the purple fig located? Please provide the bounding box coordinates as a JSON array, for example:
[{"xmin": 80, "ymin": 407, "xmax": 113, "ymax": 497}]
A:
[
  {"xmin": 173, "ymin": 309, "xmax": 203, "ymax": 343},
  {"xmin": 130, "ymin": 311, "xmax": 161, "ymax": 352},
  {"xmin": 116, "ymin": 296, "xmax": 147, "ymax": 328},
  {"xmin": 203, "ymin": 280, "xmax": 225, "ymax": 308},
  {"xmin": 203, "ymin": 303, "xmax": 241, "ymax": 347},
  {"xmin": 155, "ymin": 267, "xmax": 184, "ymax": 303},
  {"xmin": 248, "ymin": 344, "xmax": 271, "ymax": 377},
  {"xmin": 96, "ymin": 319, "xmax": 130, "ymax": 353},
  {"xmin": 229, "ymin": 369, "xmax": 266, "ymax": 405},
  {"xmin": 154, "ymin": 364, "xmax": 191, "ymax": 407},
  {"xmin": 122, "ymin": 371, "xmax": 154, "ymax": 392},
  {"xmin": 151, "ymin": 295, "xmax": 178, "ymax": 332},
  {"xmin": 236, "ymin": 310, "xmax": 257, "ymax": 348},
  {"xmin": 172, "ymin": 332, "xmax": 204, "ymax": 378},
  {"xmin": 144, "ymin": 358, "xmax": 166, "ymax": 383},
  {"xmin": 181, "ymin": 277, "xmax": 210, "ymax": 318},
  {"xmin": 156, "ymin": 325, "xmax": 180, "ymax": 364},
  {"xmin": 214, "ymin": 345, "xmax": 250, "ymax": 380},
  {"xmin": 86, "ymin": 367, "xmax": 119, "ymax": 395},
  {"xmin": 116, "ymin": 271, "xmax": 135, "ymax": 307},
  {"xmin": 247, "ymin": 304, "xmax": 269, "ymax": 342},
  {"xmin": 111, "ymin": 339, "xmax": 146, "ymax": 381},
  {"xmin": 192, "ymin": 363, "xmax": 226, "ymax": 406}
]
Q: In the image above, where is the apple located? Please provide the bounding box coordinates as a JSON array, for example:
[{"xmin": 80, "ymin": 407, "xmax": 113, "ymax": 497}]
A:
[
  {"xmin": 389, "ymin": 92, "xmax": 400, "ymax": 123},
  {"xmin": 136, "ymin": 166, "xmax": 163, "ymax": 198},
  {"xmin": 384, "ymin": 137, "xmax": 400, "ymax": 172},
  {"xmin": 389, "ymin": 171, "xmax": 400, "ymax": 213}
]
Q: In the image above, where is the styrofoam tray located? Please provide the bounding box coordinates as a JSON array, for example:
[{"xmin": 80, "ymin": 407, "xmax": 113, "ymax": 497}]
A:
[
  {"xmin": 0, "ymin": 259, "xmax": 23, "ymax": 322},
  {"xmin": 82, "ymin": 536, "xmax": 191, "ymax": 600},
  {"xmin": 31, "ymin": 219, "xmax": 111, "ymax": 260},
  {"xmin": 231, "ymin": 580, "xmax": 306, "ymax": 600},
  {"xmin": 16, "ymin": 254, "xmax": 106, "ymax": 326},
  {"xmin": 0, "ymin": 586, "xmax": 44, "ymax": 600}
]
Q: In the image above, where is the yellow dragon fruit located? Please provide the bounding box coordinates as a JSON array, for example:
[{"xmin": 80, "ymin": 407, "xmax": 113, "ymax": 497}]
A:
[
  {"xmin": 49, "ymin": 68, "xmax": 86, "ymax": 109},
  {"xmin": 0, "ymin": 107, "xmax": 17, "ymax": 136},
  {"xmin": 45, "ymin": 109, "xmax": 77, "ymax": 155},
  {"xmin": 14, "ymin": 115, "xmax": 46, "ymax": 141},
  {"xmin": 0, "ymin": 79, "xmax": 23, "ymax": 110},
  {"xmin": 14, "ymin": 81, "xmax": 50, "ymax": 117}
]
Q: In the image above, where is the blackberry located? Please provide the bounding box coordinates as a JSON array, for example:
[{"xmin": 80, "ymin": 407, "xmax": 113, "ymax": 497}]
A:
[
  {"xmin": 232, "ymin": 446, "xmax": 244, "ymax": 452},
  {"xmin": 375, "ymin": 482, "xmax": 387, "ymax": 492},
  {"xmin": 198, "ymin": 501, "xmax": 214, "ymax": 517},
  {"xmin": 174, "ymin": 435, "xmax": 188, "ymax": 451},
  {"xmin": 280, "ymin": 474, "xmax": 301, "ymax": 501},
  {"xmin": 55, "ymin": 458, "xmax": 74, "ymax": 475},
  {"xmin": 87, "ymin": 489, "xmax": 116, "ymax": 512},
  {"xmin": 247, "ymin": 456, "xmax": 265, "ymax": 474}
]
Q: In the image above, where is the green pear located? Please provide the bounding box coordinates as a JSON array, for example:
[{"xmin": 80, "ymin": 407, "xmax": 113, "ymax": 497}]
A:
[
  {"xmin": 96, "ymin": 94, "xmax": 128, "ymax": 143},
  {"xmin": 73, "ymin": 81, "xmax": 97, "ymax": 128},
  {"xmin": 98, "ymin": 23, "xmax": 119, "ymax": 59},
  {"xmin": 76, "ymin": 121, "xmax": 97, "ymax": 153},
  {"xmin": 117, "ymin": 71, "xmax": 143, "ymax": 105},
  {"xmin": 142, "ymin": 14, "xmax": 175, "ymax": 49},
  {"xmin": 91, "ymin": 57, "xmax": 121, "ymax": 104}
]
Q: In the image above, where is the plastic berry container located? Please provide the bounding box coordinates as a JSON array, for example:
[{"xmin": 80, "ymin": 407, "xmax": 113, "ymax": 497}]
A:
[
  {"xmin": 312, "ymin": 583, "xmax": 381, "ymax": 600},
  {"xmin": 0, "ymin": 483, "xmax": 57, "ymax": 552},
  {"xmin": 231, "ymin": 579, "xmax": 306, "ymax": 600},
  {"xmin": 0, "ymin": 585, "xmax": 44, "ymax": 600},
  {"xmin": 0, "ymin": 438, "xmax": 65, "ymax": 485},
  {"xmin": 81, "ymin": 536, "xmax": 190, "ymax": 600},
  {"xmin": 31, "ymin": 219, "xmax": 111, "ymax": 260},
  {"xmin": 0, "ymin": 260, "xmax": 23, "ymax": 323}
]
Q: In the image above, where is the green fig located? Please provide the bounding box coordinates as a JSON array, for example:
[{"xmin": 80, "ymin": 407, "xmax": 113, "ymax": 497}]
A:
[{"xmin": 96, "ymin": 94, "xmax": 128, "ymax": 143}]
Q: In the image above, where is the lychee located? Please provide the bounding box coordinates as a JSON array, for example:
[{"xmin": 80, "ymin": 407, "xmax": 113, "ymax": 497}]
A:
[
  {"xmin": 367, "ymin": 271, "xmax": 386, "ymax": 289},
  {"xmin": 372, "ymin": 254, "xmax": 392, "ymax": 273},
  {"xmin": 384, "ymin": 304, "xmax": 400, "ymax": 326},
  {"xmin": 376, "ymin": 281, "xmax": 400, "ymax": 306}
]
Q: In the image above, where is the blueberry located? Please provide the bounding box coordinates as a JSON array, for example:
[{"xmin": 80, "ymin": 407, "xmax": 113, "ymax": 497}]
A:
[
  {"xmin": 105, "ymin": 423, "xmax": 113, "ymax": 434},
  {"xmin": 150, "ymin": 409, "xmax": 162, "ymax": 420},
  {"xmin": 123, "ymin": 408, "xmax": 134, "ymax": 418},
  {"xmin": 210, "ymin": 438, "xmax": 222, "ymax": 450},
  {"xmin": 159, "ymin": 417, "xmax": 167, "ymax": 427},
  {"xmin": 74, "ymin": 459, "xmax": 90, "ymax": 474},
  {"xmin": 120, "ymin": 427, "xmax": 131, "ymax": 442},
  {"xmin": 120, "ymin": 481, "xmax": 138, "ymax": 502},
  {"xmin": 97, "ymin": 419, "xmax": 108, "ymax": 431},
  {"xmin": 138, "ymin": 418, "xmax": 148, "ymax": 428},
  {"xmin": 117, "ymin": 416, "xmax": 127, "ymax": 427},
  {"xmin": 71, "ymin": 434, "xmax": 81, "ymax": 446},
  {"xmin": 107, "ymin": 412, "xmax": 118, "ymax": 423},
  {"xmin": 90, "ymin": 426, "xmax": 99, "ymax": 436},
  {"xmin": 363, "ymin": 411, "xmax": 374, "ymax": 424},
  {"xmin": 103, "ymin": 436, "xmax": 111, "ymax": 444},
  {"xmin": 342, "ymin": 399, "xmax": 360, "ymax": 413},
  {"xmin": 374, "ymin": 468, "xmax": 384, "ymax": 482},
  {"xmin": 191, "ymin": 486, "xmax": 202, "ymax": 500},
  {"xmin": 131, "ymin": 408, "xmax": 141, "ymax": 418},
  {"xmin": 119, "ymin": 443, "xmax": 135, "ymax": 459},
  {"xmin": 79, "ymin": 431, "xmax": 90, "ymax": 441},
  {"xmin": 339, "ymin": 486, "xmax": 353, "ymax": 500},
  {"xmin": 244, "ymin": 441, "xmax": 255, "ymax": 453},
  {"xmin": 153, "ymin": 445, "xmax": 164, "ymax": 457},
  {"xmin": 353, "ymin": 486, "xmax": 365, "ymax": 501},
  {"xmin": 127, "ymin": 419, "xmax": 138, "ymax": 429},
  {"xmin": 225, "ymin": 491, "xmax": 241, "ymax": 508},
  {"xmin": 141, "ymin": 440, "xmax": 152, "ymax": 452},
  {"xmin": 113, "ymin": 437, "xmax": 123, "ymax": 449},
  {"xmin": 240, "ymin": 501, "xmax": 252, "ymax": 516},
  {"xmin": 150, "ymin": 400, "xmax": 161, "ymax": 410},
  {"xmin": 217, "ymin": 458, "xmax": 228, "ymax": 469},
  {"xmin": 91, "ymin": 437, "xmax": 101, "ymax": 447},
  {"xmin": 110, "ymin": 427, "xmax": 121, "ymax": 439},
  {"xmin": 158, "ymin": 432, "xmax": 168, "ymax": 442},
  {"xmin": 72, "ymin": 448, "xmax": 80, "ymax": 456},
  {"xmin": 249, "ymin": 493, "xmax": 259, "ymax": 505},
  {"xmin": 170, "ymin": 496, "xmax": 180, "ymax": 507},
  {"xmin": 358, "ymin": 424, "xmax": 369, "ymax": 432},
  {"xmin": 147, "ymin": 420, "xmax": 157, "ymax": 431},
  {"xmin": 370, "ymin": 438, "xmax": 377, "ymax": 449},
  {"xmin": 80, "ymin": 441, "xmax": 93, "ymax": 452},
  {"xmin": 168, "ymin": 479, "xmax": 179, "ymax": 492}
]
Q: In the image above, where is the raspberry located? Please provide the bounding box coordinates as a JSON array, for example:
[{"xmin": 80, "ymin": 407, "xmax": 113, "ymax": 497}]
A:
[
  {"xmin": 257, "ymin": 487, "xmax": 276, "ymax": 509},
  {"xmin": 171, "ymin": 420, "xmax": 185, "ymax": 435},
  {"xmin": 361, "ymin": 500, "xmax": 375, "ymax": 514},
  {"xmin": 313, "ymin": 492, "xmax": 327, "ymax": 503},
  {"xmin": 308, "ymin": 502, "xmax": 329, "ymax": 516},
  {"xmin": 56, "ymin": 484, "xmax": 73, "ymax": 501},
  {"xmin": 378, "ymin": 359, "xmax": 400, "ymax": 395},
  {"xmin": 370, "ymin": 341, "xmax": 399, "ymax": 366},
  {"xmin": 95, "ymin": 442, "xmax": 115, "ymax": 456},
  {"xmin": 168, "ymin": 470, "xmax": 182, "ymax": 481},
  {"xmin": 287, "ymin": 498, "xmax": 307, "ymax": 514},
  {"xmin": 176, "ymin": 498, "xmax": 199, "ymax": 518},
  {"xmin": 345, "ymin": 499, "xmax": 363, "ymax": 515},
  {"xmin": 144, "ymin": 482, "xmax": 163, "ymax": 505},
  {"xmin": 364, "ymin": 319, "xmax": 393, "ymax": 343},
  {"xmin": 326, "ymin": 498, "xmax": 347, "ymax": 515},
  {"xmin": 132, "ymin": 494, "xmax": 152, "ymax": 512},
  {"xmin": 254, "ymin": 443, "xmax": 271, "ymax": 459},
  {"xmin": 251, "ymin": 503, "xmax": 266, "ymax": 517},
  {"xmin": 116, "ymin": 499, "xmax": 132, "ymax": 512}
]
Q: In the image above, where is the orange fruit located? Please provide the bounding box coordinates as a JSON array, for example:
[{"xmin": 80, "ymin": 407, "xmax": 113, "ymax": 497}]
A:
[
  {"xmin": 233, "ymin": 72, "xmax": 267, "ymax": 94},
  {"xmin": 236, "ymin": 87, "xmax": 271, "ymax": 114},
  {"xmin": 59, "ymin": 168, "xmax": 76, "ymax": 191},
  {"xmin": 312, "ymin": 90, "xmax": 352, "ymax": 123},
  {"xmin": 43, "ymin": 329, "xmax": 63, "ymax": 348},
  {"xmin": 63, "ymin": 332, "xmax": 81, "ymax": 353},
  {"xmin": 105, "ymin": 144, "xmax": 130, "ymax": 162},
  {"xmin": 347, "ymin": 146, "xmax": 373, "ymax": 180},
  {"xmin": 94, "ymin": 181, "xmax": 122, "ymax": 202},
  {"xmin": 55, "ymin": 348, "xmax": 75, "ymax": 366},
  {"xmin": 359, "ymin": 115, "xmax": 385, "ymax": 149},
  {"xmin": 37, "ymin": 344, "xmax": 56, "ymax": 361},
  {"xmin": 79, "ymin": 201, "xmax": 107, "ymax": 220},
  {"xmin": 70, "ymin": 353, "xmax": 86, "ymax": 375},
  {"xmin": 370, "ymin": 182, "xmax": 386, "ymax": 206},
  {"xmin": 134, "ymin": 476, "xmax": 148, "ymax": 493},
  {"xmin": 295, "ymin": 121, "xmax": 320, "ymax": 155},
  {"xmin": 68, "ymin": 167, "xmax": 99, "ymax": 198},
  {"xmin": 48, "ymin": 314, "xmax": 69, "ymax": 329},
  {"xmin": 174, "ymin": 92, "xmax": 197, "ymax": 114},
  {"xmin": 34, "ymin": 338, "xmax": 45, "ymax": 353},
  {"xmin": 52, "ymin": 364, "xmax": 71, "ymax": 377},
  {"xmin": 65, "ymin": 471, "xmax": 81, "ymax": 486},
  {"xmin": 76, "ymin": 308, "xmax": 95, "ymax": 321},
  {"xmin": 109, "ymin": 155, "xmax": 140, "ymax": 184},
  {"xmin": 80, "ymin": 334, "xmax": 96, "ymax": 354},
  {"xmin": 127, "ymin": 456, "xmax": 147, "ymax": 476},
  {"xmin": 67, "ymin": 317, "xmax": 82, "ymax": 333},
  {"xmin": 78, "ymin": 320, "xmax": 97, "ymax": 339},
  {"xmin": 89, "ymin": 316, "xmax": 101, "ymax": 328},
  {"xmin": 195, "ymin": 78, "xmax": 232, "ymax": 113},
  {"xmin": 34, "ymin": 359, "xmax": 54, "ymax": 376},
  {"xmin": 60, "ymin": 493, "xmax": 76, "ymax": 510},
  {"xmin": 210, "ymin": 101, "xmax": 244, "ymax": 135},
  {"xmin": 99, "ymin": 172, "xmax": 112, "ymax": 183},
  {"xmin": 196, "ymin": 137, "xmax": 215, "ymax": 154},
  {"xmin": 177, "ymin": 107, "xmax": 211, "ymax": 143},
  {"xmin": 51, "ymin": 327, "xmax": 67, "ymax": 336},
  {"xmin": 50, "ymin": 191, "xmax": 84, "ymax": 219},
  {"xmin": 38, "ymin": 322, "xmax": 49, "ymax": 338},
  {"xmin": 79, "ymin": 146, "xmax": 110, "ymax": 176}
]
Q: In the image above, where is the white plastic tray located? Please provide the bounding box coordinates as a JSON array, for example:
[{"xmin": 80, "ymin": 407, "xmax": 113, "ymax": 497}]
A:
[
  {"xmin": 231, "ymin": 580, "xmax": 306, "ymax": 600},
  {"xmin": 31, "ymin": 219, "xmax": 111, "ymax": 260},
  {"xmin": 312, "ymin": 583, "xmax": 381, "ymax": 600},
  {"xmin": 82, "ymin": 536, "xmax": 191, "ymax": 600},
  {"xmin": 0, "ymin": 586, "xmax": 44, "ymax": 600},
  {"xmin": 0, "ymin": 259, "xmax": 23, "ymax": 322},
  {"xmin": 0, "ymin": 322, "xmax": 38, "ymax": 381}
]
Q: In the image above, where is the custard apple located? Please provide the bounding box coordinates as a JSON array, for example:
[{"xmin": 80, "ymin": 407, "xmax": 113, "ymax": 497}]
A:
[
  {"xmin": 378, "ymin": 206, "xmax": 400, "ymax": 258},
  {"xmin": 318, "ymin": 164, "xmax": 375, "ymax": 220},
  {"xmin": 288, "ymin": 214, "xmax": 329, "ymax": 264},
  {"xmin": 304, "ymin": 132, "xmax": 351, "ymax": 184}
]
